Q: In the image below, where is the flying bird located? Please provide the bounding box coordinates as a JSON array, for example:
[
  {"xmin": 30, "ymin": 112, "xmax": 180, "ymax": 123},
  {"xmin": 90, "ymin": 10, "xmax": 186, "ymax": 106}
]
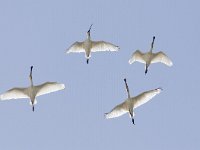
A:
[
  {"xmin": 0, "ymin": 66, "xmax": 65, "ymax": 112},
  {"xmin": 105, "ymin": 78, "xmax": 162, "ymax": 125},
  {"xmin": 129, "ymin": 36, "xmax": 173, "ymax": 74},
  {"xmin": 66, "ymin": 24, "xmax": 119, "ymax": 64}
]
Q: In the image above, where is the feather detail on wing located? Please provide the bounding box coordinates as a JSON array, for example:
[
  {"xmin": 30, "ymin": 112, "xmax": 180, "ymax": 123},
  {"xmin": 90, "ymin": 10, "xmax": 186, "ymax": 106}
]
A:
[
  {"xmin": 35, "ymin": 82, "xmax": 65, "ymax": 97},
  {"xmin": 132, "ymin": 88, "xmax": 162, "ymax": 109},
  {"xmin": 129, "ymin": 50, "xmax": 146, "ymax": 64},
  {"xmin": 91, "ymin": 41, "xmax": 119, "ymax": 52},
  {"xmin": 151, "ymin": 52, "xmax": 173, "ymax": 66},
  {"xmin": 105, "ymin": 102, "xmax": 128, "ymax": 119},
  {"xmin": 66, "ymin": 42, "xmax": 85, "ymax": 53},
  {"xmin": 0, "ymin": 87, "xmax": 29, "ymax": 100}
]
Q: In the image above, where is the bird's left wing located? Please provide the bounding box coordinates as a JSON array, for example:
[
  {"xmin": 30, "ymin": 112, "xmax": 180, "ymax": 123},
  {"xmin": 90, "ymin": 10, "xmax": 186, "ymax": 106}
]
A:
[
  {"xmin": 133, "ymin": 88, "xmax": 162, "ymax": 109},
  {"xmin": 0, "ymin": 87, "xmax": 29, "ymax": 100},
  {"xmin": 66, "ymin": 41, "xmax": 85, "ymax": 53},
  {"xmin": 151, "ymin": 52, "xmax": 173, "ymax": 66},
  {"xmin": 35, "ymin": 82, "xmax": 65, "ymax": 97},
  {"xmin": 91, "ymin": 41, "xmax": 119, "ymax": 52}
]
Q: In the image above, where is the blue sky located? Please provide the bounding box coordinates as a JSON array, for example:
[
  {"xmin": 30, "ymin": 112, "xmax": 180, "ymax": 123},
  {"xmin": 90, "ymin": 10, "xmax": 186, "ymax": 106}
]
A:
[{"xmin": 0, "ymin": 0, "xmax": 199, "ymax": 149}]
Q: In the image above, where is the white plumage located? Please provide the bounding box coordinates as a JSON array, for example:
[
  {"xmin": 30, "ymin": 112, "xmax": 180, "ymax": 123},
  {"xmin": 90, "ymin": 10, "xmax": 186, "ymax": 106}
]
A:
[
  {"xmin": 129, "ymin": 36, "xmax": 173, "ymax": 74},
  {"xmin": 0, "ymin": 66, "xmax": 65, "ymax": 111},
  {"xmin": 66, "ymin": 24, "xmax": 119, "ymax": 64},
  {"xmin": 105, "ymin": 78, "xmax": 162, "ymax": 124},
  {"xmin": 0, "ymin": 88, "xmax": 29, "ymax": 100},
  {"xmin": 105, "ymin": 102, "xmax": 129, "ymax": 119},
  {"xmin": 35, "ymin": 82, "xmax": 65, "ymax": 97}
]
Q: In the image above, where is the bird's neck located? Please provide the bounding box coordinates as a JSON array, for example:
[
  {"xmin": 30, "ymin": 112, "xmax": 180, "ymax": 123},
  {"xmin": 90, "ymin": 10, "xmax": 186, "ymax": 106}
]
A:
[
  {"xmin": 87, "ymin": 33, "xmax": 91, "ymax": 40},
  {"xmin": 150, "ymin": 48, "xmax": 153, "ymax": 53},
  {"xmin": 29, "ymin": 77, "xmax": 34, "ymax": 87}
]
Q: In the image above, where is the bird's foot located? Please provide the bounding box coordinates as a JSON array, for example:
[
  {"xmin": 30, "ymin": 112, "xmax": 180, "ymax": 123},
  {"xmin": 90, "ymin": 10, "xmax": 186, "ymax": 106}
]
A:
[
  {"xmin": 32, "ymin": 106, "xmax": 34, "ymax": 112},
  {"xmin": 132, "ymin": 118, "xmax": 135, "ymax": 125},
  {"xmin": 145, "ymin": 69, "xmax": 148, "ymax": 75}
]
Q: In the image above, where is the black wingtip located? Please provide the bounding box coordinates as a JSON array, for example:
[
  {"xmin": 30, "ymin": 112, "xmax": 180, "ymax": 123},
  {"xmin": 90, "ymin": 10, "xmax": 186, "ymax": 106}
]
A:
[{"xmin": 86, "ymin": 59, "xmax": 89, "ymax": 64}]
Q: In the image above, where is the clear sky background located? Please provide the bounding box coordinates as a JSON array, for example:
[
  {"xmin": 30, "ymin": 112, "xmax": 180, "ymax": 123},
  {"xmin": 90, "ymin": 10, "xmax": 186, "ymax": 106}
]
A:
[{"xmin": 0, "ymin": 0, "xmax": 199, "ymax": 149}]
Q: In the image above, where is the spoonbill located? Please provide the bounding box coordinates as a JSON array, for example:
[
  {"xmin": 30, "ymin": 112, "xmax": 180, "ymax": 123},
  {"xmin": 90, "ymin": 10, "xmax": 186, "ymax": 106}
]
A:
[
  {"xmin": 0, "ymin": 66, "xmax": 65, "ymax": 111},
  {"xmin": 105, "ymin": 78, "xmax": 162, "ymax": 125},
  {"xmin": 129, "ymin": 36, "xmax": 173, "ymax": 74},
  {"xmin": 66, "ymin": 24, "xmax": 119, "ymax": 64}
]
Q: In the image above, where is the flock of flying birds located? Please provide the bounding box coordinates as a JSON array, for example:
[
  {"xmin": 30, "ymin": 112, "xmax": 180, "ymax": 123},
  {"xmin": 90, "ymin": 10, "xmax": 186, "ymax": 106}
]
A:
[{"xmin": 0, "ymin": 25, "xmax": 173, "ymax": 125}]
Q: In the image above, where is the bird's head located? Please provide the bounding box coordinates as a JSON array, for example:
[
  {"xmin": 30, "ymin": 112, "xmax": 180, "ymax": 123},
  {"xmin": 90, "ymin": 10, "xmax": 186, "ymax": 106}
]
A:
[
  {"xmin": 151, "ymin": 36, "xmax": 155, "ymax": 49},
  {"xmin": 29, "ymin": 66, "xmax": 33, "ymax": 79},
  {"xmin": 87, "ymin": 24, "xmax": 93, "ymax": 37},
  {"xmin": 31, "ymin": 66, "xmax": 33, "ymax": 71}
]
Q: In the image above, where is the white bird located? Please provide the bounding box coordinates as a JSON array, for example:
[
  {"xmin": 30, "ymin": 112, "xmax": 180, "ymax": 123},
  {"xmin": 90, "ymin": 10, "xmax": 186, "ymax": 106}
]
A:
[
  {"xmin": 129, "ymin": 36, "xmax": 173, "ymax": 74},
  {"xmin": 66, "ymin": 24, "xmax": 119, "ymax": 64},
  {"xmin": 105, "ymin": 78, "xmax": 162, "ymax": 125},
  {"xmin": 0, "ymin": 66, "xmax": 65, "ymax": 112}
]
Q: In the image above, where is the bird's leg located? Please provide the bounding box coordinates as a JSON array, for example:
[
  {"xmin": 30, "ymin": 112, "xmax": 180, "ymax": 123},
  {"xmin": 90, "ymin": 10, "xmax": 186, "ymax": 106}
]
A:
[
  {"xmin": 31, "ymin": 101, "xmax": 34, "ymax": 112},
  {"xmin": 145, "ymin": 64, "xmax": 148, "ymax": 75},
  {"xmin": 145, "ymin": 68, "xmax": 148, "ymax": 75},
  {"xmin": 124, "ymin": 78, "xmax": 130, "ymax": 98},
  {"xmin": 132, "ymin": 118, "xmax": 135, "ymax": 125},
  {"xmin": 32, "ymin": 105, "xmax": 34, "ymax": 112},
  {"xmin": 129, "ymin": 109, "xmax": 135, "ymax": 125},
  {"xmin": 85, "ymin": 50, "xmax": 90, "ymax": 64}
]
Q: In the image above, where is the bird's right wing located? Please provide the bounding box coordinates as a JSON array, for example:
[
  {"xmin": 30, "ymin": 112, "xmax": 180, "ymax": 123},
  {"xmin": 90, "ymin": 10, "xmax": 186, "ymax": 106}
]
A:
[
  {"xmin": 91, "ymin": 41, "xmax": 119, "ymax": 52},
  {"xmin": 66, "ymin": 41, "xmax": 85, "ymax": 53},
  {"xmin": 151, "ymin": 52, "xmax": 173, "ymax": 66},
  {"xmin": 132, "ymin": 88, "xmax": 162, "ymax": 109},
  {"xmin": 0, "ymin": 87, "xmax": 29, "ymax": 100},
  {"xmin": 35, "ymin": 82, "xmax": 65, "ymax": 97},
  {"xmin": 105, "ymin": 102, "xmax": 128, "ymax": 119},
  {"xmin": 129, "ymin": 50, "xmax": 146, "ymax": 64}
]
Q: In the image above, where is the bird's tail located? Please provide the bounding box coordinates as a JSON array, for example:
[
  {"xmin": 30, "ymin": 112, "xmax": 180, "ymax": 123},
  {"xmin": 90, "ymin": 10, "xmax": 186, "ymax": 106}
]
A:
[{"xmin": 29, "ymin": 100, "xmax": 37, "ymax": 105}]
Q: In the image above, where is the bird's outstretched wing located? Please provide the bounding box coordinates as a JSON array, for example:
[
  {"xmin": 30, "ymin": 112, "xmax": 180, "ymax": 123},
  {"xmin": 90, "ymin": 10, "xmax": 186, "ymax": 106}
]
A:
[
  {"xmin": 66, "ymin": 42, "xmax": 85, "ymax": 53},
  {"xmin": 129, "ymin": 50, "xmax": 146, "ymax": 64},
  {"xmin": 151, "ymin": 52, "xmax": 173, "ymax": 66},
  {"xmin": 0, "ymin": 87, "xmax": 29, "ymax": 100},
  {"xmin": 105, "ymin": 102, "xmax": 128, "ymax": 119},
  {"xmin": 35, "ymin": 82, "xmax": 65, "ymax": 97},
  {"xmin": 91, "ymin": 41, "xmax": 119, "ymax": 52},
  {"xmin": 132, "ymin": 88, "xmax": 162, "ymax": 109}
]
